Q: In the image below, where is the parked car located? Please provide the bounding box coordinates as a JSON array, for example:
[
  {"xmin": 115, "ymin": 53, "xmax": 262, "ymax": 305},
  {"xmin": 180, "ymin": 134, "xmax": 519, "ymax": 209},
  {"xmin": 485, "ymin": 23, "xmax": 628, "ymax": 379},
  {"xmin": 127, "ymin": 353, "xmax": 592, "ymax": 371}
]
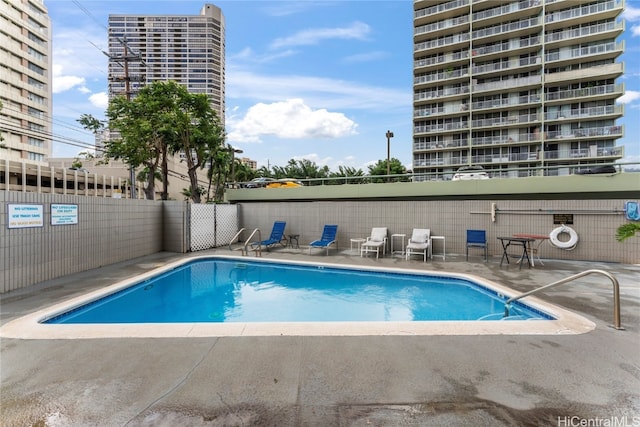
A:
[
  {"xmin": 452, "ymin": 166, "xmax": 490, "ymax": 181},
  {"xmin": 244, "ymin": 177, "xmax": 276, "ymax": 188},
  {"xmin": 266, "ymin": 178, "xmax": 303, "ymax": 189}
]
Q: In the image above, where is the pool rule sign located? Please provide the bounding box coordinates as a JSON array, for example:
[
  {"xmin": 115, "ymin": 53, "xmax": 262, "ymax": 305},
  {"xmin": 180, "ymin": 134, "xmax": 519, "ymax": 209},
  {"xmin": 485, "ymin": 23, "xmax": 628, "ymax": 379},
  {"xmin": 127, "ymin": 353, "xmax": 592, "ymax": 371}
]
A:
[
  {"xmin": 7, "ymin": 204, "xmax": 44, "ymax": 228},
  {"xmin": 553, "ymin": 214, "xmax": 573, "ymax": 225},
  {"xmin": 51, "ymin": 204, "xmax": 78, "ymax": 225}
]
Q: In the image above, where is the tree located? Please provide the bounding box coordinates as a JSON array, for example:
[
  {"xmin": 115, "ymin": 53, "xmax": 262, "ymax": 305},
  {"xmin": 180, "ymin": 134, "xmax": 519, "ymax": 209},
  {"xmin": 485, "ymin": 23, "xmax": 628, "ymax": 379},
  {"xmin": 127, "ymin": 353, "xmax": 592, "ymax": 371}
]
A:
[
  {"xmin": 106, "ymin": 88, "xmax": 167, "ymax": 200},
  {"xmin": 105, "ymin": 81, "xmax": 225, "ymax": 202},
  {"xmin": 328, "ymin": 166, "xmax": 366, "ymax": 185},
  {"xmin": 161, "ymin": 82, "xmax": 225, "ymax": 203},
  {"xmin": 367, "ymin": 158, "xmax": 408, "ymax": 182},
  {"xmin": 271, "ymin": 159, "xmax": 329, "ymax": 184}
]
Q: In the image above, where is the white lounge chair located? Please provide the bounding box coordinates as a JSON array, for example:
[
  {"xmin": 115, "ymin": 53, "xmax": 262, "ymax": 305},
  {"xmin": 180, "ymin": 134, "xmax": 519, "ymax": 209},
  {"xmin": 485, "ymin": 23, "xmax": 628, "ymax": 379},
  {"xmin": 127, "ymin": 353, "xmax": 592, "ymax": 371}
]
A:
[
  {"xmin": 360, "ymin": 227, "xmax": 388, "ymax": 258},
  {"xmin": 406, "ymin": 228, "xmax": 431, "ymax": 262}
]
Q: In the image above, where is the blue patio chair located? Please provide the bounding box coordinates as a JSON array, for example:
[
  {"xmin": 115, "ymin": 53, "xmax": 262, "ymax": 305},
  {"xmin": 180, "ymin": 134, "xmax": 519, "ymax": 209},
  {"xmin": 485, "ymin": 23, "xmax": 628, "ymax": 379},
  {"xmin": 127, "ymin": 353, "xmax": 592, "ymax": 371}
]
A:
[
  {"xmin": 308, "ymin": 224, "xmax": 338, "ymax": 255},
  {"xmin": 466, "ymin": 229, "xmax": 487, "ymax": 262},
  {"xmin": 255, "ymin": 221, "xmax": 287, "ymax": 250}
]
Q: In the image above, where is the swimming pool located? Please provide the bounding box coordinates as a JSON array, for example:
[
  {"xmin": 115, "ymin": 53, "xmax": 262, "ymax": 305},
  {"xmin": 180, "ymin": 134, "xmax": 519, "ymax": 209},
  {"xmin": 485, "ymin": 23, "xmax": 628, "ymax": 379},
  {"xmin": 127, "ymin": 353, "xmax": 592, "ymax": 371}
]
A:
[
  {"xmin": 45, "ymin": 258, "xmax": 551, "ymax": 324},
  {"xmin": 0, "ymin": 256, "xmax": 596, "ymax": 338}
]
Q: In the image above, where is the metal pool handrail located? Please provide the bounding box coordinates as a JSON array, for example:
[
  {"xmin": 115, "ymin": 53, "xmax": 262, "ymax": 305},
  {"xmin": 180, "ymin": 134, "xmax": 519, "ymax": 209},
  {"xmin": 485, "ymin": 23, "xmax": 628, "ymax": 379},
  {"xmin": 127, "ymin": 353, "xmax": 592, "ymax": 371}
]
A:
[
  {"xmin": 504, "ymin": 269, "xmax": 623, "ymax": 330},
  {"xmin": 243, "ymin": 228, "xmax": 262, "ymax": 257}
]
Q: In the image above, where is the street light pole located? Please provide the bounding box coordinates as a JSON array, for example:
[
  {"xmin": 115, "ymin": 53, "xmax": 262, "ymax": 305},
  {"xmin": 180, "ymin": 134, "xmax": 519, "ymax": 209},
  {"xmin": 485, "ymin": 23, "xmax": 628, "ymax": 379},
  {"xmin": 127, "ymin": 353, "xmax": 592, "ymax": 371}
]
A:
[
  {"xmin": 230, "ymin": 147, "xmax": 243, "ymax": 188},
  {"xmin": 386, "ymin": 130, "xmax": 394, "ymax": 181}
]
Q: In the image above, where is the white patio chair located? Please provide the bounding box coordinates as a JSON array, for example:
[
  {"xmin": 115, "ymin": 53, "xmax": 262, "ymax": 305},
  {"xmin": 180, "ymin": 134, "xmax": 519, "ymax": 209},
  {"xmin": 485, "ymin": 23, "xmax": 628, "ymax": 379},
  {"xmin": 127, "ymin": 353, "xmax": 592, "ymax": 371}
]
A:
[
  {"xmin": 360, "ymin": 227, "xmax": 388, "ymax": 258},
  {"xmin": 405, "ymin": 228, "xmax": 431, "ymax": 262}
]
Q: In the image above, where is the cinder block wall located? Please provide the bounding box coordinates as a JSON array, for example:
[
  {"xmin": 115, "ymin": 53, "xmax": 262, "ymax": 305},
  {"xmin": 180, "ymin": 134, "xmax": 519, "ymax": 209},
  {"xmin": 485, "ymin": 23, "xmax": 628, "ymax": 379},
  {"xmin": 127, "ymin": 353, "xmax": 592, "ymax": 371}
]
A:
[
  {"xmin": 0, "ymin": 192, "xmax": 164, "ymax": 293},
  {"xmin": 239, "ymin": 199, "xmax": 638, "ymax": 264}
]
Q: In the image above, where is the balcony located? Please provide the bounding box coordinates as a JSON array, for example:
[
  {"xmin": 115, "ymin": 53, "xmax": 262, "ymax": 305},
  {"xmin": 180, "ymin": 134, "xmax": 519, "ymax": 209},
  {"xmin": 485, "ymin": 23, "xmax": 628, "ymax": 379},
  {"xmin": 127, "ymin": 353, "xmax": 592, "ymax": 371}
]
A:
[
  {"xmin": 545, "ymin": 0, "xmax": 623, "ymax": 30},
  {"xmin": 472, "ymin": 94, "xmax": 540, "ymax": 111},
  {"xmin": 544, "ymin": 105, "xmax": 623, "ymax": 122},
  {"xmin": 471, "ymin": 35, "xmax": 540, "ymax": 59},
  {"xmin": 415, "ymin": 32, "xmax": 471, "ymax": 54},
  {"xmin": 472, "ymin": 56, "xmax": 541, "ymax": 76},
  {"xmin": 414, "ymin": 122, "xmax": 469, "ymax": 134},
  {"xmin": 472, "ymin": 17, "xmax": 541, "ymax": 43},
  {"xmin": 414, "ymin": 85, "xmax": 470, "ymax": 103},
  {"xmin": 545, "ymin": 125, "xmax": 623, "ymax": 141},
  {"xmin": 545, "ymin": 41, "xmax": 624, "ymax": 67},
  {"xmin": 414, "ymin": 67, "xmax": 469, "ymax": 86},
  {"xmin": 544, "ymin": 21, "xmax": 624, "ymax": 48},
  {"xmin": 414, "ymin": 0, "xmax": 470, "ymax": 26},
  {"xmin": 415, "ymin": 105, "xmax": 469, "ymax": 118},
  {"xmin": 414, "ymin": 50, "xmax": 469, "ymax": 72},
  {"xmin": 472, "ymin": 75, "xmax": 542, "ymax": 94},
  {"xmin": 415, "ymin": 15, "xmax": 469, "ymax": 40},
  {"xmin": 545, "ymin": 145, "xmax": 624, "ymax": 161},
  {"xmin": 472, "ymin": 0, "xmax": 542, "ymax": 26},
  {"xmin": 471, "ymin": 135, "xmax": 539, "ymax": 146},
  {"xmin": 545, "ymin": 83, "xmax": 624, "ymax": 104},
  {"xmin": 543, "ymin": 63, "xmax": 623, "ymax": 85},
  {"xmin": 472, "ymin": 113, "xmax": 539, "ymax": 129}
]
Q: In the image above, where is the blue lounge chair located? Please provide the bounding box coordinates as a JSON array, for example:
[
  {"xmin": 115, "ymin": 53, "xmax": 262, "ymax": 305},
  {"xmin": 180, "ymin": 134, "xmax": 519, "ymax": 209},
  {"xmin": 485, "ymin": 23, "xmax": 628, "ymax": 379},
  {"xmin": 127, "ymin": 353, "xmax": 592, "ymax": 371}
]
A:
[
  {"xmin": 308, "ymin": 224, "xmax": 338, "ymax": 255},
  {"xmin": 255, "ymin": 221, "xmax": 287, "ymax": 250}
]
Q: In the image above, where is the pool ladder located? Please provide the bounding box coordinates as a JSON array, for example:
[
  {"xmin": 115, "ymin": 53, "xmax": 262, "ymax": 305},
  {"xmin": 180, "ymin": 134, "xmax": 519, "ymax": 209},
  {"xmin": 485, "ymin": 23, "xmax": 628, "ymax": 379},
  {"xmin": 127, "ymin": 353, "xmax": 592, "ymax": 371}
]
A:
[
  {"xmin": 504, "ymin": 269, "xmax": 623, "ymax": 330},
  {"xmin": 229, "ymin": 228, "xmax": 262, "ymax": 256}
]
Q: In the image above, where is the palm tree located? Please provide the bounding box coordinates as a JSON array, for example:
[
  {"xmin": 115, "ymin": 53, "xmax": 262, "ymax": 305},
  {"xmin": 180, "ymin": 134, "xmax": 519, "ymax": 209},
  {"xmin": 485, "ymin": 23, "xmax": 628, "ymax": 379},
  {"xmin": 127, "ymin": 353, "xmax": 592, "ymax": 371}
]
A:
[{"xmin": 616, "ymin": 223, "xmax": 640, "ymax": 242}]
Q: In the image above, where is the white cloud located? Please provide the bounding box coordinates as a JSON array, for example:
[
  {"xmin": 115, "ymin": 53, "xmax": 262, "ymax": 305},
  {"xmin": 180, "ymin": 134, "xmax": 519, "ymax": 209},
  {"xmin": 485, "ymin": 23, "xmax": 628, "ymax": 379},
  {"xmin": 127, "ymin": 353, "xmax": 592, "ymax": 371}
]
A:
[
  {"xmin": 623, "ymin": 5, "xmax": 640, "ymax": 21},
  {"xmin": 52, "ymin": 74, "xmax": 86, "ymax": 94},
  {"xmin": 618, "ymin": 90, "xmax": 640, "ymax": 104},
  {"xmin": 89, "ymin": 92, "xmax": 109, "ymax": 109},
  {"xmin": 632, "ymin": 25, "xmax": 640, "ymax": 36},
  {"xmin": 270, "ymin": 21, "xmax": 370, "ymax": 49},
  {"xmin": 226, "ymin": 98, "xmax": 357, "ymax": 143}
]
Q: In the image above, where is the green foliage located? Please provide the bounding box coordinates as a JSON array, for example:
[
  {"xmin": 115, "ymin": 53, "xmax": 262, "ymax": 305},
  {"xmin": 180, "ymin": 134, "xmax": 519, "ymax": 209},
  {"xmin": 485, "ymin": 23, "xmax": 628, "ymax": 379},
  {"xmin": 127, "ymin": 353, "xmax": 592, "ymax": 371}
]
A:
[
  {"xmin": 270, "ymin": 159, "xmax": 330, "ymax": 183},
  {"xmin": 71, "ymin": 157, "xmax": 83, "ymax": 169},
  {"xmin": 77, "ymin": 114, "xmax": 105, "ymax": 134},
  {"xmin": 616, "ymin": 223, "xmax": 640, "ymax": 242},
  {"xmin": 105, "ymin": 81, "xmax": 224, "ymax": 202},
  {"xmin": 328, "ymin": 166, "xmax": 366, "ymax": 185},
  {"xmin": 367, "ymin": 158, "xmax": 408, "ymax": 182}
]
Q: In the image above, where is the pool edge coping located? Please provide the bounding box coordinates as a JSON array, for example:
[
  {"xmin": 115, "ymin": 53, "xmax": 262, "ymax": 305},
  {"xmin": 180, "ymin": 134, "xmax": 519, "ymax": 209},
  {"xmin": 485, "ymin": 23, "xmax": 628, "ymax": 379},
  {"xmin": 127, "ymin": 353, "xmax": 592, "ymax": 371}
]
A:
[{"xmin": 0, "ymin": 254, "xmax": 597, "ymax": 339}]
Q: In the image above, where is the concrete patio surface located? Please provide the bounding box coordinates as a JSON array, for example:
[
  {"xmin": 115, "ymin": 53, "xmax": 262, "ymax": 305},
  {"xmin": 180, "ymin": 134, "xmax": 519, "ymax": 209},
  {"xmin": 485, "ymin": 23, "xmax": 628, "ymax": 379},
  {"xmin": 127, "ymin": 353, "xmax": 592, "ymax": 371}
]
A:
[{"xmin": 1, "ymin": 248, "xmax": 639, "ymax": 426}]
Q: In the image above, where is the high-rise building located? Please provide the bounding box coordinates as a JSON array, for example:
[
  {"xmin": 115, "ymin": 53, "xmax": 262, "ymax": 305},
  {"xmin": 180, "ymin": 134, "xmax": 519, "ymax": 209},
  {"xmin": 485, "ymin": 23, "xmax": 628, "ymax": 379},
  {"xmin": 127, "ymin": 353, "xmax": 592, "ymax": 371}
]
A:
[
  {"xmin": 0, "ymin": 0, "xmax": 52, "ymax": 164},
  {"xmin": 107, "ymin": 3, "xmax": 225, "ymax": 120},
  {"xmin": 412, "ymin": 0, "xmax": 625, "ymax": 180}
]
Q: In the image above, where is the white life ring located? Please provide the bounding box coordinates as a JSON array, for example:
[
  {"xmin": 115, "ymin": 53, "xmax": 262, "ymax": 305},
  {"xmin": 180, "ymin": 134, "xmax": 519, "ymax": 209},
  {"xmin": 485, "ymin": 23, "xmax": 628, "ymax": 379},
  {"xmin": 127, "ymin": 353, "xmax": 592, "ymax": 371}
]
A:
[{"xmin": 549, "ymin": 225, "xmax": 579, "ymax": 250}]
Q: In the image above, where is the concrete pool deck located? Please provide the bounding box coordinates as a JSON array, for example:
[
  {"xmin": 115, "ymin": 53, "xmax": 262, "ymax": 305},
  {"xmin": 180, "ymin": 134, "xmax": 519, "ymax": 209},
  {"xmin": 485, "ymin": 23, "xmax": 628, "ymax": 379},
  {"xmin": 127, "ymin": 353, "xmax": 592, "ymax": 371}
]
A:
[{"xmin": 1, "ymin": 249, "xmax": 639, "ymax": 426}]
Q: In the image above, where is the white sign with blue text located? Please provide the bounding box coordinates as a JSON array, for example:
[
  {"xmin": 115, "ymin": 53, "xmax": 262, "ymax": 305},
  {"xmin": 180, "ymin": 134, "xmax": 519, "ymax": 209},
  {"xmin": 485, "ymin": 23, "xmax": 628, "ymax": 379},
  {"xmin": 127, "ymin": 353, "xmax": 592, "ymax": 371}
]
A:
[
  {"xmin": 51, "ymin": 204, "xmax": 78, "ymax": 225},
  {"xmin": 8, "ymin": 204, "xmax": 44, "ymax": 229}
]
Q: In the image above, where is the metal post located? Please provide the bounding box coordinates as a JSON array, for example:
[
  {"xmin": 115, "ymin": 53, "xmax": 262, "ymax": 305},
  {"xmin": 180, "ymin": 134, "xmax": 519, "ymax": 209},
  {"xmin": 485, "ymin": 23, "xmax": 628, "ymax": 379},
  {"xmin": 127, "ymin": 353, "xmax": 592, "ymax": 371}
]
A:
[
  {"xmin": 386, "ymin": 130, "xmax": 394, "ymax": 181},
  {"xmin": 229, "ymin": 147, "xmax": 243, "ymax": 188}
]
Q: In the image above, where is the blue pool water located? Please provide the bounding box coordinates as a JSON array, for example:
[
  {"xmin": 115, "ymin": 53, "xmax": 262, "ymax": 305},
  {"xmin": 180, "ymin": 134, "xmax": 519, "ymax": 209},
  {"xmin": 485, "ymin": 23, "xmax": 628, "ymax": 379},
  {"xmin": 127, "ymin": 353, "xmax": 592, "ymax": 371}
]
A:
[{"xmin": 45, "ymin": 258, "xmax": 552, "ymax": 324}]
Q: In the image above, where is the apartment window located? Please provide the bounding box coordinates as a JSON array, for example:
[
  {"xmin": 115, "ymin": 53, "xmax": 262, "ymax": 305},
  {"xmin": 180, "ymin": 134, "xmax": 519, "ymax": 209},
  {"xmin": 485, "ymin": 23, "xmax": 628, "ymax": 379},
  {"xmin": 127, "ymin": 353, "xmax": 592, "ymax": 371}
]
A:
[
  {"xmin": 28, "ymin": 137, "xmax": 44, "ymax": 147},
  {"xmin": 28, "ymin": 62, "xmax": 45, "ymax": 76},
  {"xmin": 28, "ymin": 77, "xmax": 45, "ymax": 90},
  {"xmin": 28, "ymin": 153, "xmax": 45, "ymax": 161},
  {"xmin": 28, "ymin": 107, "xmax": 44, "ymax": 118}
]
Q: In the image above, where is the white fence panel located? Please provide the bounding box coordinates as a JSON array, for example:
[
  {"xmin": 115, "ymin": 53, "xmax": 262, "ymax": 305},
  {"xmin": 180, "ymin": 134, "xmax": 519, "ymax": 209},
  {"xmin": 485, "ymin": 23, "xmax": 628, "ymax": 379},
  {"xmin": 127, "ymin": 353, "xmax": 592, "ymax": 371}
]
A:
[{"xmin": 190, "ymin": 204, "xmax": 238, "ymax": 251}]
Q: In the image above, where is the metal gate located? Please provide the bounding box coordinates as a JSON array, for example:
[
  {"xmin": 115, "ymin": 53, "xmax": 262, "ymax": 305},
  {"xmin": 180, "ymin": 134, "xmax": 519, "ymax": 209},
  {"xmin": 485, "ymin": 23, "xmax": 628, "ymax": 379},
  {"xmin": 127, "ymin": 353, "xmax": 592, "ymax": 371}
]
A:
[{"xmin": 189, "ymin": 204, "xmax": 239, "ymax": 251}]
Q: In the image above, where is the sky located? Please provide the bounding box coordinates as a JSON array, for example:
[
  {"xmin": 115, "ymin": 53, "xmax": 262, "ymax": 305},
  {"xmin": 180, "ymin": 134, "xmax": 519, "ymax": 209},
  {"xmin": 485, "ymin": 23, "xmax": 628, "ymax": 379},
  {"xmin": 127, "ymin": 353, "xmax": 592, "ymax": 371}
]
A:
[{"xmin": 46, "ymin": 0, "xmax": 640, "ymax": 172}]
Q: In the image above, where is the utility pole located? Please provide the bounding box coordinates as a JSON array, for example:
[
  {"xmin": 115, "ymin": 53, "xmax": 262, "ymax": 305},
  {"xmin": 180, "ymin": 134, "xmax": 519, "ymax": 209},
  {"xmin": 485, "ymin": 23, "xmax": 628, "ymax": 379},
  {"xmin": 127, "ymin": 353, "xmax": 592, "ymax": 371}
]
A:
[{"xmin": 104, "ymin": 37, "xmax": 146, "ymax": 199}]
